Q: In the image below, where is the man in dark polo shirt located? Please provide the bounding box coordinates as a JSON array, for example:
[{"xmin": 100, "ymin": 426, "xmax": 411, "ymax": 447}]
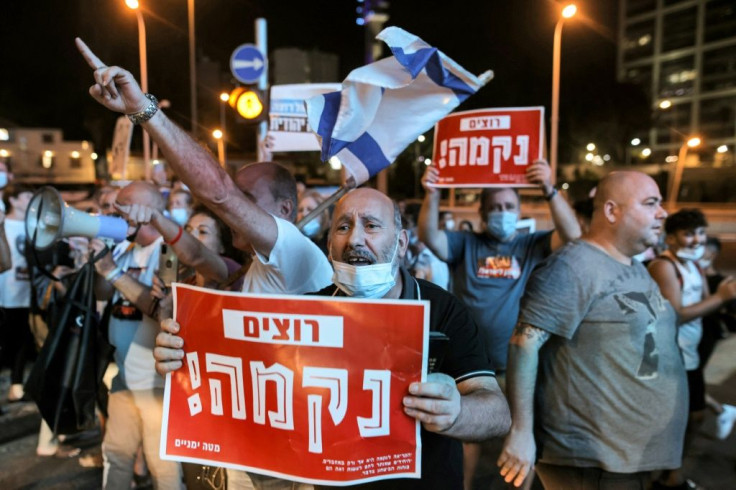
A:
[{"xmin": 155, "ymin": 187, "xmax": 511, "ymax": 489}]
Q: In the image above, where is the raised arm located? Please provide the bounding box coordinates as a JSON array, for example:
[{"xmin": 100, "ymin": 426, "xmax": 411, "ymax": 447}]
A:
[
  {"xmin": 497, "ymin": 322, "xmax": 550, "ymax": 488},
  {"xmin": 116, "ymin": 203, "xmax": 229, "ymax": 284},
  {"xmin": 75, "ymin": 38, "xmax": 278, "ymax": 258},
  {"xmin": 526, "ymin": 160, "xmax": 581, "ymax": 251},
  {"xmin": 649, "ymin": 259, "xmax": 736, "ymax": 324},
  {"xmin": 417, "ymin": 166, "xmax": 449, "ymax": 261},
  {"xmin": 402, "ymin": 373, "xmax": 510, "ymax": 441}
]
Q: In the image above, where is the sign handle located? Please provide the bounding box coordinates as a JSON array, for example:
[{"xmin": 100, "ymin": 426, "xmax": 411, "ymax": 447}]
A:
[{"xmin": 296, "ymin": 186, "xmax": 350, "ymax": 231}]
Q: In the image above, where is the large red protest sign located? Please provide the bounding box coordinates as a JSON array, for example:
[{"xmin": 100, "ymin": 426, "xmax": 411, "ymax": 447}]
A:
[
  {"xmin": 161, "ymin": 284, "xmax": 429, "ymax": 486},
  {"xmin": 432, "ymin": 107, "xmax": 545, "ymax": 187}
]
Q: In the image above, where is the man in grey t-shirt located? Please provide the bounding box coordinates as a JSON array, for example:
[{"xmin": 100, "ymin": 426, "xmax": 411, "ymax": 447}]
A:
[{"xmin": 497, "ymin": 171, "xmax": 688, "ymax": 489}]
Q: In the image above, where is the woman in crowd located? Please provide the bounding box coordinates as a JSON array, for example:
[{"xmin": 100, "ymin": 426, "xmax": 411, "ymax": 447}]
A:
[{"xmin": 297, "ymin": 189, "xmax": 331, "ymax": 255}]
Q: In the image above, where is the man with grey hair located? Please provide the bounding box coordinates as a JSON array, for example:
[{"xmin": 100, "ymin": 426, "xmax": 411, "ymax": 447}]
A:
[
  {"xmin": 498, "ymin": 171, "xmax": 688, "ymax": 489},
  {"xmin": 155, "ymin": 187, "xmax": 511, "ymax": 489}
]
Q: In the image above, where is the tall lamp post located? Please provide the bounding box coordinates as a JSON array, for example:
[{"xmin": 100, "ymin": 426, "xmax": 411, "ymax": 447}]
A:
[
  {"xmin": 125, "ymin": 0, "xmax": 151, "ymax": 181},
  {"xmin": 667, "ymin": 136, "xmax": 701, "ymax": 208},
  {"xmin": 550, "ymin": 3, "xmax": 577, "ymax": 171},
  {"xmin": 219, "ymin": 92, "xmax": 229, "ymax": 166},
  {"xmin": 188, "ymin": 0, "xmax": 198, "ymax": 138},
  {"xmin": 212, "ymin": 129, "xmax": 225, "ymax": 166}
]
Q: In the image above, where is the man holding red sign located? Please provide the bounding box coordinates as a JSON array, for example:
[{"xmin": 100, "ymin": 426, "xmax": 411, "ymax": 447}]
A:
[
  {"xmin": 155, "ymin": 188, "xmax": 511, "ymax": 488},
  {"xmin": 418, "ymin": 159, "xmax": 580, "ymax": 488}
]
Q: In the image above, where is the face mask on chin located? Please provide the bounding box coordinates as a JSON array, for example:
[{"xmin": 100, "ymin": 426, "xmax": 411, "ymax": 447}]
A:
[
  {"xmin": 332, "ymin": 239, "xmax": 399, "ymax": 298},
  {"xmin": 675, "ymin": 244, "xmax": 705, "ymax": 262},
  {"xmin": 487, "ymin": 211, "xmax": 518, "ymax": 241}
]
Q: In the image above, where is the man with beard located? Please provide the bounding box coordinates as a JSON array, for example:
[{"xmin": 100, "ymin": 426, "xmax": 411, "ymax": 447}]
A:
[{"xmin": 155, "ymin": 188, "xmax": 511, "ymax": 489}]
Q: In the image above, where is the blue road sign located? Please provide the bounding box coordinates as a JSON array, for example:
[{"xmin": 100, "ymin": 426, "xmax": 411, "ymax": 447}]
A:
[{"xmin": 230, "ymin": 44, "xmax": 266, "ymax": 84}]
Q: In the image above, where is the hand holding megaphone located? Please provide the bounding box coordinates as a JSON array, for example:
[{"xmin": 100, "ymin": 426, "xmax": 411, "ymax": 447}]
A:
[{"xmin": 89, "ymin": 239, "xmax": 117, "ymax": 278}]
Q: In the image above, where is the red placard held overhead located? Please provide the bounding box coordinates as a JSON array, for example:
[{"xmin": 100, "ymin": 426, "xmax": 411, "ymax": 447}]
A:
[
  {"xmin": 161, "ymin": 284, "xmax": 429, "ymax": 486},
  {"xmin": 432, "ymin": 107, "xmax": 545, "ymax": 187}
]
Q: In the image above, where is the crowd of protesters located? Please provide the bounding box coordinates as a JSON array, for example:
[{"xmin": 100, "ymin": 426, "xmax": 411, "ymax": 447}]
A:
[{"xmin": 1, "ymin": 39, "xmax": 736, "ymax": 490}]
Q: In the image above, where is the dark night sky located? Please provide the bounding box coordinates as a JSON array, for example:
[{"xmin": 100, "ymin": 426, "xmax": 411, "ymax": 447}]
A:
[{"xmin": 0, "ymin": 0, "xmax": 621, "ymax": 159}]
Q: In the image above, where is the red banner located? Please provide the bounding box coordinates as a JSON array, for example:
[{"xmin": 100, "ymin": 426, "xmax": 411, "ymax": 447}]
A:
[
  {"xmin": 432, "ymin": 107, "xmax": 545, "ymax": 187},
  {"xmin": 161, "ymin": 284, "xmax": 429, "ymax": 486}
]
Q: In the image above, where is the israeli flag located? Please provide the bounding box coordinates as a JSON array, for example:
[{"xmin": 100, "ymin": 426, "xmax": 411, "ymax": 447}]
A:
[{"xmin": 305, "ymin": 26, "xmax": 493, "ymax": 186}]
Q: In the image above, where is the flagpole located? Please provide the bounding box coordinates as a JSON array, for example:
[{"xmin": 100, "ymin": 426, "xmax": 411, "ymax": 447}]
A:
[{"xmin": 296, "ymin": 186, "xmax": 350, "ymax": 231}]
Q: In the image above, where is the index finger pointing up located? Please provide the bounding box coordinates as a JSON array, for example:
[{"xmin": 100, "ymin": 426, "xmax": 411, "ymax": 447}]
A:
[{"xmin": 75, "ymin": 37, "xmax": 106, "ymax": 70}]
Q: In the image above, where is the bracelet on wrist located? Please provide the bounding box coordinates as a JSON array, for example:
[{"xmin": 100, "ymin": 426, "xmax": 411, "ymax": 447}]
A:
[
  {"xmin": 165, "ymin": 225, "xmax": 183, "ymax": 246},
  {"xmin": 544, "ymin": 187, "xmax": 558, "ymax": 201},
  {"xmin": 127, "ymin": 93, "xmax": 159, "ymax": 125}
]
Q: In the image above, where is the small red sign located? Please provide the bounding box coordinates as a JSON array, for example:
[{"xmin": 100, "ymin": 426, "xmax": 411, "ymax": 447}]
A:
[
  {"xmin": 432, "ymin": 107, "xmax": 545, "ymax": 187},
  {"xmin": 161, "ymin": 284, "xmax": 429, "ymax": 486}
]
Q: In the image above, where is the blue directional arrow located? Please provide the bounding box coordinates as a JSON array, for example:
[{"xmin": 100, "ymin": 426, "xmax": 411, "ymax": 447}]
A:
[{"xmin": 230, "ymin": 44, "xmax": 266, "ymax": 84}]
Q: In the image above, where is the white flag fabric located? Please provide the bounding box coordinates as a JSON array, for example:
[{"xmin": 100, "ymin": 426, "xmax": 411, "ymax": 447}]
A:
[{"xmin": 305, "ymin": 26, "xmax": 493, "ymax": 186}]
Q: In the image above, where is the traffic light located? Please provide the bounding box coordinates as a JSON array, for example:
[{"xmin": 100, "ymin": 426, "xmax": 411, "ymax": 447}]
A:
[{"xmin": 228, "ymin": 86, "xmax": 268, "ymax": 122}]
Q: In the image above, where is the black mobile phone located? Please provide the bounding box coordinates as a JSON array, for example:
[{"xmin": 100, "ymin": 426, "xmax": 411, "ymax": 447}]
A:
[
  {"xmin": 428, "ymin": 331, "xmax": 450, "ymax": 374},
  {"xmin": 159, "ymin": 243, "xmax": 179, "ymax": 287}
]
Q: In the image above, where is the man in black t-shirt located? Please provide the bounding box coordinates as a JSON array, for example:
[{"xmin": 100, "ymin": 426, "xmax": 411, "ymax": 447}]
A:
[{"xmin": 155, "ymin": 187, "xmax": 511, "ymax": 489}]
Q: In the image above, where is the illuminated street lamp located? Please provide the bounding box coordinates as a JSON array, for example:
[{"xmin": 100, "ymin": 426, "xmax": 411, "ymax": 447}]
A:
[
  {"xmin": 667, "ymin": 136, "xmax": 701, "ymax": 207},
  {"xmin": 125, "ymin": 0, "xmax": 151, "ymax": 180},
  {"xmin": 550, "ymin": 3, "xmax": 577, "ymax": 171},
  {"xmin": 717, "ymin": 145, "xmax": 728, "ymax": 153},
  {"xmin": 658, "ymin": 99, "xmax": 672, "ymax": 110},
  {"xmin": 212, "ymin": 129, "xmax": 225, "ymax": 166}
]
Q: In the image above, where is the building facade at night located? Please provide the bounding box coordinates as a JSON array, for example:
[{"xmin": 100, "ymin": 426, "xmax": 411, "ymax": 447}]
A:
[{"xmin": 617, "ymin": 0, "xmax": 736, "ymax": 167}]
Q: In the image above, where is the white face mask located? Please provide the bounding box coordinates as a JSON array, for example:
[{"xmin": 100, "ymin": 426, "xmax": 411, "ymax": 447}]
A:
[
  {"xmin": 170, "ymin": 208, "xmax": 190, "ymax": 226},
  {"xmin": 332, "ymin": 239, "xmax": 399, "ymax": 298},
  {"xmin": 487, "ymin": 211, "xmax": 518, "ymax": 241},
  {"xmin": 0, "ymin": 172, "xmax": 7, "ymax": 189},
  {"xmin": 444, "ymin": 219, "xmax": 455, "ymax": 231},
  {"xmin": 301, "ymin": 217, "xmax": 322, "ymax": 238},
  {"xmin": 698, "ymin": 258, "xmax": 712, "ymax": 269},
  {"xmin": 675, "ymin": 244, "xmax": 705, "ymax": 262}
]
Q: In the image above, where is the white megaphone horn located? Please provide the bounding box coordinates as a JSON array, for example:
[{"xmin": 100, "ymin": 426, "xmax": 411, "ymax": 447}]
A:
[{"xmin": 25, "ymin": 186, "xmax": 129, "ymax": 250}]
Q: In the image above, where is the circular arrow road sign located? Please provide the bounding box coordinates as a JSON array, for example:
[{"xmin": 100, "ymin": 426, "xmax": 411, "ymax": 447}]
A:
[{"xmin": 230, "ymin": 44, "xmax": 266, "ymax": 84}]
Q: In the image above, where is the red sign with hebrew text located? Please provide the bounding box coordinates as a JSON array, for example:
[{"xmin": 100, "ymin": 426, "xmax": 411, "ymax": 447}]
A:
[
  {"xmin": 161, "ymin": 284, "xmax": 429, "ymax": 486},
  {"xmin": 432, "ymin": 107, "xmax": 545, "ymax": 187}
]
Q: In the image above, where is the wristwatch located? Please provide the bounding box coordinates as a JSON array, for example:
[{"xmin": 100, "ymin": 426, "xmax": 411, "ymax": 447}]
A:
[
  {"xmin": 127, "ymin": 93, "xmax": 159, "ymax": 125},
  {"xmin": 544, "ymin": 187, "xmax": 558, "ymax": 201}
]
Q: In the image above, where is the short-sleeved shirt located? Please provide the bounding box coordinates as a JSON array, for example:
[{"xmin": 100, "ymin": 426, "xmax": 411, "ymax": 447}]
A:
[
  {"xmin": 520, "ymin": 240, "xmax": 688, "ymax": 473},
  {"xmin": 241, "ymin": 216, "xmax": 332, "ymax": 295},
  {"xmin": 313, "ymin": 267, "xmax": 494, "ymax": 489},
  {"xmin": 446, "ymin": 230, "xmax": 552, "ymax": 371}
]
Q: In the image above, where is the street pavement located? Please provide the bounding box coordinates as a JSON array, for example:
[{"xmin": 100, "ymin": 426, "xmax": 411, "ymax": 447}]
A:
[{"xmin": 1, "ymin": 337, "xmax": 735, "ymax": 489}]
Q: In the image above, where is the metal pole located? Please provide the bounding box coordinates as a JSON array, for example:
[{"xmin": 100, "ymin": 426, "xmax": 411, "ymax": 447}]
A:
[
  {"xmin": 188, "ymin": 0, "xmax": 197, "ymax": 138},
  {"xmin": 667, "ymin": 142, "xmax": 688, "ymax": 209},
  {"xmin": 296, "ymin": 186, "xmax": 350, "ymax": 230},
  {"xmin": 550, "ymin": 18, "xmax": 564, "ymax": 173},
  {"xmin": 219, "ymin": 100, "xmax": 227, "ymax": 166},
  {"xmin": 217, "ymin": 138, "xmax": 225, "ymax": 166},
  {"xmin": 136, "ymin": 11, "xmax": 151, "ymax": 181},
  {"xmin": 256, "ymin": 18, "xmax": 268, "ymax": 161}
]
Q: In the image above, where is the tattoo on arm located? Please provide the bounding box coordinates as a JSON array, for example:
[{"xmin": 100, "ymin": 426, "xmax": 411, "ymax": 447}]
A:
[{"xmin": 511, "ymin": 323, "xmax": 551, "ymax": 346}]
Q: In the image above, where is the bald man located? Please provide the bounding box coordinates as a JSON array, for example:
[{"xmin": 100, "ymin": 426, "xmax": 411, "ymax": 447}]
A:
[
  {"xmin": 155, "ymin": 188, "xmax": 511, "ymax": 489},
  {"xmin": 497, "ymin": 172, "xmax": 688, "ymax": 489},
  {"xmin": 90, "ymin": 181, "xmax": 183, "ymax": 490}
]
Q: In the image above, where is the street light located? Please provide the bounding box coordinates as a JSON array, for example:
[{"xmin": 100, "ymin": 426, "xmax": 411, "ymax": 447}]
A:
[
  {"xmin": 125, "ymin": 0, "xmax": 151, "ymax": 180},
  {"xmin": 188, "ymin": 0, "xmax": 197, "ymax": 138},
  {"xmin": 550, "ymin": 3, "xmax": 577, "ymax": 172},
  {"xmin": 219, "ymin": 92, "xmax": 229, "ymax": 166},
  {"xmin": 667, "ymin": 136, "xmax": 701, "ymax": 207},
  {"xmin": 212, "ymin": 129, "xmax": 225, "ymax": 166}
]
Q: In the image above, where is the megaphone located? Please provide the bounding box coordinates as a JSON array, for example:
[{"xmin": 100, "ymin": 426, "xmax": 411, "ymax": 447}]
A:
[{"xmin": 25, "ymin": 186, "xmax": 129, "ymax": 250}]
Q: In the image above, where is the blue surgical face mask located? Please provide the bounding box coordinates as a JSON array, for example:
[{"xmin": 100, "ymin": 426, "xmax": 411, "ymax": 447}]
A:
[
  {"xmin": 301, "ymin": 217, "xmax": 322, "ymax": 238},
  {"xmin": 487, "ymin": 211, "xmax": 518, "ymax": 241},
  {"xmin": 0, "ymin": 172, "xmax": 7, "ymax": 189},
  {"xmin": 332, "ymin": 239, "xmax": 399, "ymax": 298},
  {"xmin": 170, "ymin": 208, "xmax": 190, "ymax": 226}
]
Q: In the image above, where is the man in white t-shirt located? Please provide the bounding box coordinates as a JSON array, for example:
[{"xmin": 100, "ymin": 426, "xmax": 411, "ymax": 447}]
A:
[
  {"xmin": 76, "ymin": 39, "xmax": 332, "ymax": 489},
  {"xmin": 0, "ymin": 184, "xmax": 34, "ymax": 402}
]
